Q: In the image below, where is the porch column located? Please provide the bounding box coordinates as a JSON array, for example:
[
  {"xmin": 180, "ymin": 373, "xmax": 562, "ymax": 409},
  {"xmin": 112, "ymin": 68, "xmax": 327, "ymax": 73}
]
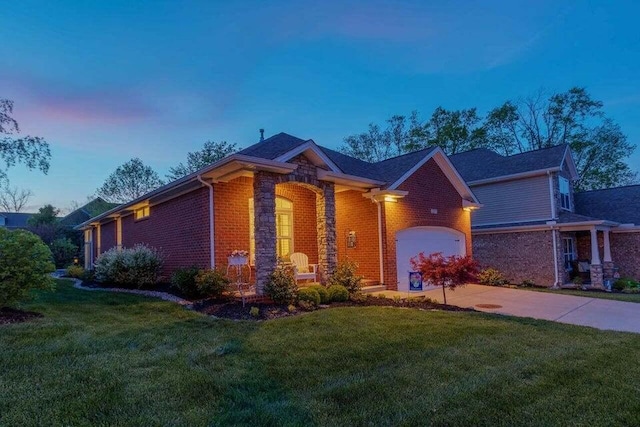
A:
[
  {"xmin": 589, "ymin": 227, "xmax": 604, "ymax": 288},
  {"xmin": 316, "ymin": 182, "xmax": 337, "ymax": 283},
  {"xmin": 603, "ymin": 229, "xmax": 612, "ymax": 262},
  {"xmin": 602, "ymin": 229, "xmax": 615, "ymax": 284},
  {"xmin": 254, "ymin": 172, "xmax": 277, "ymax": 295},
  {"xmin": 590, "ymin": 228, "xmax": 601, "ymax": 265}
]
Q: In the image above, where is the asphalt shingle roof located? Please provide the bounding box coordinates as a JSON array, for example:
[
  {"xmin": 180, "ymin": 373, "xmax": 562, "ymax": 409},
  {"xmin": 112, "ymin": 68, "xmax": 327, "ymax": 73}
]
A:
[
  {"xmin": 575, "ymin": 185, "xmax": 640, "ymax": 225},
  {"xmin": 449, "ymin": 145, "xmax": 568, "ymax": 182},
  {"xmin": 0, "ymin": 212, "xmax": 34, "ymax": 229},
  {"xmin": 238, "ymin": 132, "xmax": 439, "ymax": 186},
  {"xmin": 238, "ymin": 132, "xmax": 308, "ymax": 160},
  {"xmin": 60, "ymin": 197, "xmax": 121, "ymax": 227}
]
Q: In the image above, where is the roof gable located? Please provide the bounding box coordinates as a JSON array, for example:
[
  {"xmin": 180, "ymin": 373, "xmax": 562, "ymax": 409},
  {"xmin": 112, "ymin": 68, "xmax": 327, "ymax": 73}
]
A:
[
  {"xmin": 386, "ymin": 147, "xmax": 479, "ymax": 203},
  {"xmin": 237, "ymin": 133, "xmax": 307, "ymax": 160}
]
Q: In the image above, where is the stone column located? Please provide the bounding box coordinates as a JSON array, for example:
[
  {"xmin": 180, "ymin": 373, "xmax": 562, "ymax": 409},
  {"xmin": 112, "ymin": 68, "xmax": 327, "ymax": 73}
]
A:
[
  {"xmin": 602, "ymin": 229, "xmax": 615, "ymax": 283},
  {"xmin": 590, "ymin": 228, "xmax": 603, "ymax": 288},
  {"xmin": 316, "ymin": 182, "xmax": 337, "ymax": 283},
  {"xmin": 253, "ymin": 172, "xmax": 277, "ymax": 294}
]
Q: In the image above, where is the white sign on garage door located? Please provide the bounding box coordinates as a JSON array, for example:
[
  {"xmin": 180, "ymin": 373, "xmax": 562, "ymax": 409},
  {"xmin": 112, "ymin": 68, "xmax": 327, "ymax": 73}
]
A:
[{"xmin": 396, "ymin": 226, "xmax": 466, "ymax": 292}]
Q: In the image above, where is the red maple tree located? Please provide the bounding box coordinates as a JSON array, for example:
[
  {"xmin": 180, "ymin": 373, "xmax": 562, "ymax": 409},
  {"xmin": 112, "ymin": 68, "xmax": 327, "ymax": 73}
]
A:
[{"xmin": 410, "ymin": 252, "xmax": 479, "ymax": 305}]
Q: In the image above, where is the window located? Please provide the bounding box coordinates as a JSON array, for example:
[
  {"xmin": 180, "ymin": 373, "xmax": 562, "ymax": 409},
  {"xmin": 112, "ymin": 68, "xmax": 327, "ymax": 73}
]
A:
[
  {"xmin": 249, "ymin": 196, "xmax": 293, "ymax": 264},
  {"xmin": 563, "ymin": 237, "xmax": 575, "ymax": 270},
  {"xmin": 134, "ymin": 206, "xmax": 150, "ymax": 220},
  {"xmin": 559, "ymin": 177, "xmax": 571, "ymax": 210}
]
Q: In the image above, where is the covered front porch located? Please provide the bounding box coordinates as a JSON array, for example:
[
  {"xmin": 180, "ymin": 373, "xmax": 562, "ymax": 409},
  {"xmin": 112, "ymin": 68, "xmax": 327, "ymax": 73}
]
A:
[
  {"xmin": 557, "ymin": 222, "xmax": 618, "ymax": 289},
  {"xmin": 208, "ymin": 150, "xmax": 386, "ymax": 295}
]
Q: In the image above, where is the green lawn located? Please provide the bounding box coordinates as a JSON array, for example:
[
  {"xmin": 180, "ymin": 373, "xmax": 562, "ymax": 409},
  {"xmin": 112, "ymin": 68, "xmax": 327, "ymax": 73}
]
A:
[
  {"xmin": 2, "ymin": 280, "xmax": 640, "ymax": 426},
  {"xmin": 526, "ymin": 287, "xmax": 640, "ymax": 303}
]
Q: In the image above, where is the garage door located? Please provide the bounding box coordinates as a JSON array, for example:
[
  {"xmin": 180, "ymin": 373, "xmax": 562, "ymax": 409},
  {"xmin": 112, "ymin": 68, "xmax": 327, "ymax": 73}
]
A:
[{"xmin": 396, "ymin": 227, "xmax": 466, "ymax": 291}]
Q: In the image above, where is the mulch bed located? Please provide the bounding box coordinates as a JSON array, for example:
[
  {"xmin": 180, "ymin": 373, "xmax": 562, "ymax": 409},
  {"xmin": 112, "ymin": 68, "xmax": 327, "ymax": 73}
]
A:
[
  {"xmin": 194, "ymin": 295, "xmax": 474, "ymax": 321},
  {"xmin": 0, "ymin": 307, "xmax": 43, "ymax": 326}
]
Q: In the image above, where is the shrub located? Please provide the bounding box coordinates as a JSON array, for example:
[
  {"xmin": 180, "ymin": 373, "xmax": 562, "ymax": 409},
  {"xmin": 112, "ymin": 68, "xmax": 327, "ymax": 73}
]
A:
[
  {"xmin": 477, "ymin": 268, "xmax": 509, "ymax": 286},
  {"xmin": 264, "ymin": 263, "xmax": 298, "ymax": 304},
  {"xmin": 94, "ymin": 244, "xmax": 163, "ymax": 288},
  {"xmin": 297, "ymin": 300, "xmax": 316, "ymax": 311},
  {"xmin": 81, "ymin": 269, "xmax": 95, "ymax": 283},
  {"xmin": 613, "ymin": 277, "xmax": 639, "ymax": 292},
  {"xmin": 308, "ymin": 284, "xmax": 330, "ymax": 304},
  {"xmin": 49, "ymin": 237, "xmax": 78, "ymax": 268},
  {"xmin": 0, "ymin": 228, "xmax": 55, "ymax": 308},
  {"xmin": 195, "ymin": 269, "xmax": 230, "ymax": 299},
  {"xmin": 171, "ymin": 266, "xmax": 201, "ymax": 299},
  {"xmin": 327, "ymin": 284, "xmax": 349, "ymax": 302},
  {"xmin": 572, "ymin": 276, "xmax": 583, "ymax": 286},
  {"xmin": 298, "ymin": 287, "xmax": 321, "ymax": 306},
  {"xmin": 287, "ymin": 304, "xmax": 297, "ymax": 313},
  {"xmin": 250, "ymin": 306, "xmax": 260, "ymax": 318},
  {"xmin": 66, "ymin": 265, "xmax": 85, "ymax": 279},
  {"xmin": 520, "ymin": 279, "xmax": 536, "ymax": 288},
  {"xmin": 329, "ymin": 260, "xmax": 362, "ymax": 294}
]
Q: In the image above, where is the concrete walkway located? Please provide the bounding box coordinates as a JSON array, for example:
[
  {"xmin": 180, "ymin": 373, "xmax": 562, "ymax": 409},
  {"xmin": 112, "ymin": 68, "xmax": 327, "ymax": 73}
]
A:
[{"xmin": 373, "ymin": 284, "xmax": 640, "ymax": 334}]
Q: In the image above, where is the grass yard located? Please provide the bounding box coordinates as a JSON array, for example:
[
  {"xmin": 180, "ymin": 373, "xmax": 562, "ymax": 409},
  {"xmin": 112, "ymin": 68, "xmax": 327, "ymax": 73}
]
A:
[
  {"xmin": 2, "ymin": 280, "xmax": 640, "ymax": 426},
  {"xmin": 526, "ymin": 287, "xmax": 640, "ymax": 303}
]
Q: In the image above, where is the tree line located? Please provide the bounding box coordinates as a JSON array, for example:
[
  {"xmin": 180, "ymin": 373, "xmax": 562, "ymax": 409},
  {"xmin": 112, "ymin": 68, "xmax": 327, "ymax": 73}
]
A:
[{"xmin": 340, "ymin": 87, "xmax": 637, "ymax": 191}]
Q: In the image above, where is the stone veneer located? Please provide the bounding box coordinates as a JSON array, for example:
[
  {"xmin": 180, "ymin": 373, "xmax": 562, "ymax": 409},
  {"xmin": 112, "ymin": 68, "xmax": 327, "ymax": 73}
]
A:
[
  {"xmin": 253, "ymin": 154, "xmax": 338, "ymax": 293},
  {"xmin": 253, "ymin": 172, "xmax": 277, "ymax": 294}
]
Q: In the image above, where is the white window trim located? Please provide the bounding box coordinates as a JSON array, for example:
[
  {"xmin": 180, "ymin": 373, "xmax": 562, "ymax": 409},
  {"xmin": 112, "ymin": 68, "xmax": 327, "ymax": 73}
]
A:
[
  {"xmin": 559, "ymin": 176, "xmax": 571, "ymax": 211},
  {"xmin": 562, "ymin": 236, "xmax": 576, "ymax": 270}
]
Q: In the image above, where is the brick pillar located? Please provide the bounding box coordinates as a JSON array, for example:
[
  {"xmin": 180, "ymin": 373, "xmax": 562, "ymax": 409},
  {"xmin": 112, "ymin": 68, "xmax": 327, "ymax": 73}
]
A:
[
  {"xmin": 254, "ymin": 172, "xmax": 277, "ymax": 294},
  {"xmin": 316, "ymin": 182, "xmax": 337, "ymax": 283}
]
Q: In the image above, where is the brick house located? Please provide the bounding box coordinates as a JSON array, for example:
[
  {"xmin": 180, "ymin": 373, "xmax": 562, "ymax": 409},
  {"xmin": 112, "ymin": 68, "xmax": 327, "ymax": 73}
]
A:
[
  {"xmin": 450, "ymin": 145, "xmax": 640, "ymax": 288},
  {"xmin": 77, "ymin": 132, "xmax": 480, "ymax": 293}
]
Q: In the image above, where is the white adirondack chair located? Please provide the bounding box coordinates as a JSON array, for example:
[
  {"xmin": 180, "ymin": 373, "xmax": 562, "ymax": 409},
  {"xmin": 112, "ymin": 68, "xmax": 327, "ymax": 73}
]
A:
[{"xmin": 290, "ymin": 252, "xmax": 318, "ymax": 283}]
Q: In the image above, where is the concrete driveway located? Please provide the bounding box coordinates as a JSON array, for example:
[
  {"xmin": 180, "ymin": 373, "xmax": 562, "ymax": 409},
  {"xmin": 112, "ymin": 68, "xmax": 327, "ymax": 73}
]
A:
[{"xmin": 374, "ymin": 284, "xmax": 640, "ymax": 334}]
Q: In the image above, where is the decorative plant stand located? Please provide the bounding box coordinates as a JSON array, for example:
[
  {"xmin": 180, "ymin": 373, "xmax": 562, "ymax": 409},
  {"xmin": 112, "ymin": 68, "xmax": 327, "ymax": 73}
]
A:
[{"xmin": 227, "ymin": 256, "xmax": 253, "ymax": 306}]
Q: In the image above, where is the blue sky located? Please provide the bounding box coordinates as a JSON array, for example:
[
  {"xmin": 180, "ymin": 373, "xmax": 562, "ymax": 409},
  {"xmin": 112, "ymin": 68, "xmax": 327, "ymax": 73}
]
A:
[{"xmin": 1, "ymin": 0, "xmax": 639, "ymax": 211}]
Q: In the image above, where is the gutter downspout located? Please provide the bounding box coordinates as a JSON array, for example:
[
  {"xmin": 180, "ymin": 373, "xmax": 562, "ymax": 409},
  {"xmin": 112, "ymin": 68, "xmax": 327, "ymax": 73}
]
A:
[
  {"xmin": 374, "ymin": 200, "xmax": 385, "ymax": 285},
  {"xmin": 551, "ymin": 225, "xmax": 560, "ymax": 288},
  {"xmin": 197, "ymin": 175, "xmax": 215, "ymax": 269}
]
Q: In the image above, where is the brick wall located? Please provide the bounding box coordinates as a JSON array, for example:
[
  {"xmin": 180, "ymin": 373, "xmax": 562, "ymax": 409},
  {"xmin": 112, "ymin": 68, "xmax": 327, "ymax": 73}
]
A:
[
  {"xmin": 100, "ymin": 220, "xmax": 117, "ymax": 253},
  {"xmin": 213, "ymin": 177, "xmax": 253, "ymax": 268},
  {"xmin": 473, "ymin": 230, "xmax": 556, "ymax": 286},
  {"xmin": 611, "ymin": 232, "xmax": 640, "ymax": 280},
  {"xmin": 213, "ymin": 177, "xmax": 320, "ymax": 268},
  {"xmin": 121, "ymin": 187, "xmax": 210, "ymax": 278},
  {"xmin": 383, "ymin": 158, "xmax": 472, "ymax": 289},
  {"xmin": 335, "ymin": 190, "xmax": 380, "ymax": 282}
]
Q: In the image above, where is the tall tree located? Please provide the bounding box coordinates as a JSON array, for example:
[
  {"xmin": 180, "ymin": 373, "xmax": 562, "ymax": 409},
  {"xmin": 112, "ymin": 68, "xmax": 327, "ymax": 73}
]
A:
[
  {"xmin": 421, "ymin": 107, "xmax": 486, "ymax": 154},
  {"xmin": 0, "ymin": 181, "xmax": 33, "ymax": 212},
  {"xmin": 167, "ymin": 140, "xmax": 238, "ymax": 181},
  {"xmin": 97, "ymin": 158, "xmax": 164, "ymax": 204},
  {"xmin": 485, "ymin": 87, "xmax": 637, "ymax": 190},
  {"xmin": 341, "ymin": 112, "xmax": 424, "ymax": 162},
  {"xmin": 27, "ymin": 204, "xmax": 59, "ymax": 226},
  {"xmin": 0, "ymin": 99, "xmax": 51, "ymax": 181},
  {"xmin": 342, "ymin": 87, "xmax": 637, "ymax": 190}
]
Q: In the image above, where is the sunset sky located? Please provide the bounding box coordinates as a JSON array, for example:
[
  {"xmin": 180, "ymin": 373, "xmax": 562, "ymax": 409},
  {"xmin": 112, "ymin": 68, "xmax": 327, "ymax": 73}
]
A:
[{"xmin": 1, "ymin": 0, "xmax": 639, "ymax": 211}]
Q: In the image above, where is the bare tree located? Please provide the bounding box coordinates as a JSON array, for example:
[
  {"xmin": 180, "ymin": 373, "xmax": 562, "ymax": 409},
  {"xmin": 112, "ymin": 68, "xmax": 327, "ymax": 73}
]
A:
[{"xmin": 0, "ymin": 182, "xmax": 33, "ymax": 212}]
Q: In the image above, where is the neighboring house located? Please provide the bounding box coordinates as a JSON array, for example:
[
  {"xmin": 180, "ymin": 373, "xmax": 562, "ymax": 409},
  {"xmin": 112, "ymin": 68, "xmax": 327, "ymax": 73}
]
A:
[
  {"xmin": 60, "ymin": 197, "xmax": 120, "ymax": 227},
  {"xmin": 450, "ymin": 145, "xmax": 640, "ymax": 287},
  {"xmin": 77, "ymin": 132, "xmax": 480, "ymax": 293},
  {"xmin": 0, "ymin": 212, "xmax": 35, "ymax": 229}
]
